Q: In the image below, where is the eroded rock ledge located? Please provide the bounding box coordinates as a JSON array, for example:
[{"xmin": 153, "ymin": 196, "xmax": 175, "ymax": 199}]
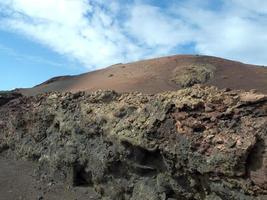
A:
[{"xmin": 0, "ymin": 86, "xmax": 267, "ymax": 200}]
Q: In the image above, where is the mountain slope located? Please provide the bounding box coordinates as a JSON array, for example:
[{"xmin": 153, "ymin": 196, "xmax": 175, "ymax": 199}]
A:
[{"xmin": 18, "ymin": 55, "xmax": 267, "ymax": 96}]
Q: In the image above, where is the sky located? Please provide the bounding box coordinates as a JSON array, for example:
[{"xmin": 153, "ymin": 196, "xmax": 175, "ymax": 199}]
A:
[{"xmin": 0, "ymin": 0, "xmax": 267, "ymax": 90}]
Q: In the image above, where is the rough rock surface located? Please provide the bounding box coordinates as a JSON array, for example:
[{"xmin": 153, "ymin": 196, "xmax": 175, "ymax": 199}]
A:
[
  {"xmin": 0, "ymin": 91, "xmax": 22, "ymax": 106},
  {"xmin": 172, "ymin": 63, "xmax": 215, "ymax": 87},
  {"xmin": 0, "ymin": 85, "xmax": 267, "ymax": 200}
]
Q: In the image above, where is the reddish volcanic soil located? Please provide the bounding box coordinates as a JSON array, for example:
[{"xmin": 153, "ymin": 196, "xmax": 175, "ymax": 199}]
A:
[{"xmin": 18, "ymin": 55, "xmax": 267, "ymax": 95}]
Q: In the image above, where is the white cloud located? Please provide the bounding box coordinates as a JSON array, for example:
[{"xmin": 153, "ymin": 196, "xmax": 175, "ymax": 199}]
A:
[
  {"xmin": 174, "ymin": 0, "xmax": 267, "ymax": 65},
  {"xmin": 0, "ymin": 0, "xmax": 267, "ymax": 69},
  {"xmin": 126, "ymin": 4, "xmax": 193, "ymax": 47},
  {"xmin": 230, "ymin": 0, "xmax": 267, "ymax": 14}
]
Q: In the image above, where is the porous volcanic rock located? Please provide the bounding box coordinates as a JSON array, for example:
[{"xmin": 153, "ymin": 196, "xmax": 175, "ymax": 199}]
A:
[
  {"xmin": 0, "ymin": 86, "xmax": 267, "ymax": 200},
  {"xmin": 0, "ymin": 91, "xmax": 22, "ymax": 106}
]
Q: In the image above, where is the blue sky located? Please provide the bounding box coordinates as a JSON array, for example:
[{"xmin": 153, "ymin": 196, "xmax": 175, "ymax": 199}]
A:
[
  {"xmin": 0, "ymin": 30, "xmax": 86, "ymax": 90},
  {"xmin": 0, "ymin": 0, "xmax": 267, "ymax": 90}
]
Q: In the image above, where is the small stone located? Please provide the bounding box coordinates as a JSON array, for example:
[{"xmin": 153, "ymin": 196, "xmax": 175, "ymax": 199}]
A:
[
  {"xmin": 207, "ymin": 134, "xmax": 215, "ymax": 140},
  {"xmin": 213, "ymin": 137, "xmax": 224, "ymax": 144},
  {"xmin": 226, "ymin": 140, "xmax": 236, "ymax": 148},
  {"xmin": 47, "ymin": 181, "xmax": 54, "ymax": 187},
  {"xmin": 240, "ymin": 93, "xmax": 267, "ymax": 103}
]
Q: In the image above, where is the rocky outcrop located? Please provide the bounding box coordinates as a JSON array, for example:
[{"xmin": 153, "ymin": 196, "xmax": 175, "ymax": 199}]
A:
[
  {"xmin": 172, "ymin": 63, "xmax": 215, "ymax": 87},
  {"xmin": 0, "ymin": 86, "xmax": 267, "ymax": 200},
  {"xmin": 0, "ymin": 91, "xmax": 22, "ymax": 106}
]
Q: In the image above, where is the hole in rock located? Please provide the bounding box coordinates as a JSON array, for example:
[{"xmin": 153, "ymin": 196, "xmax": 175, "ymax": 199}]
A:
[
  {"xmin": 122, "ymin": 141, "xmax": 167, "ymax": 176},
  {"xmin": 73, "ymin": 164, "xmax": 92, "ymax": 187},
  {"xmin": 246, "ymin": 138, "xmax": 267, "ymax": 189},
  {"xmin": 192, "ymin": 124, "xmax": 206, "ymax": 133}
]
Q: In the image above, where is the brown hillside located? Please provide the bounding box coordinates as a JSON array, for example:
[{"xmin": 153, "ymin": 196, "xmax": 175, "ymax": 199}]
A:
[{"xmin": 18, "ymin": 55, "xmax": 267, "ymax": 95}]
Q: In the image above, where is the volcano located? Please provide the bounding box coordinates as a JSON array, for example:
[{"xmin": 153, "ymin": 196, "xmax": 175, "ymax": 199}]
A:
[{"xmin": 17, "ymin": 55, "xmax": 267, "ymax": 96}]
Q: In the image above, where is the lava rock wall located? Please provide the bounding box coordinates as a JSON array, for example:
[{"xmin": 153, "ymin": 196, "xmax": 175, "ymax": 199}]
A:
[{"xmin": 0, "ymin": 86, "xmax": 267, "ymax": 200}]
